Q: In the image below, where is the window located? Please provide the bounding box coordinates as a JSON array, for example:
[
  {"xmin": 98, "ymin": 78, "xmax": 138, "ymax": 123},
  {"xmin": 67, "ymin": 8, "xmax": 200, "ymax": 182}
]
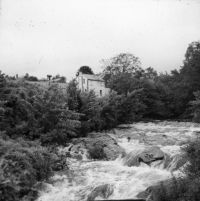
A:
[
  {"xmin": 83, "ymin": 78, "xmax": 85, "ymax": 84},
  {"xmin": 100, "ymin": 90, "xmax": 102, "ymax": 96}
]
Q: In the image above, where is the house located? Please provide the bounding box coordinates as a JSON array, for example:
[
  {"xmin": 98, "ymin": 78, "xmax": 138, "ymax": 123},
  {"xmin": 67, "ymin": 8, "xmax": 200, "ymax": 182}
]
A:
[{"xmin": 76, "ymin": 72, "xmax": 110, "ymax": 96}]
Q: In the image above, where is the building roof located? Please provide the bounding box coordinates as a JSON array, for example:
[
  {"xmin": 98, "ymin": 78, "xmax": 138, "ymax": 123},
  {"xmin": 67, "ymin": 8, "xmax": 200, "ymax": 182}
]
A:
[{"xmin": 81, "ymin": 73, "xmax": 104, "ymax": 82}]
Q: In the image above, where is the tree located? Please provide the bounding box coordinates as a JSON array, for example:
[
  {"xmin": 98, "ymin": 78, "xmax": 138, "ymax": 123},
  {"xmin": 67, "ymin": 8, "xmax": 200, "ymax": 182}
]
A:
[
  {"xmin": 102, "ymin": 53, "xmax": 142, "ymax": 78},
  {"xmin": 107, "ymin": 73, "xmax": 140, "ymax": 96},
  {"xmin": 24, "ymin": 73, "xmax": 29, "ymax": 79},
  {"xmin": 26, "ymin": 76, "xmax": 38, "ymax": 81},
  {"xmin": 164, "ymin": 41, "xmax": 200, "ymax": 118},
  {"xmin": 31, "ymin": 84, "xmax": 81, "ymax": 144},
  {"xmin": 52, "ymin": 75, "xmax": 66, "ymax": 83},
  {"xmin": 47, "ymin": 75, "xmax": 52, "ymax": 81},
  {"xmin": 0, "ymin": 77, "xmax": 81, "ymax": 144},
  {"xmin": 155, "ymin": 71, "xmax": 188, "ymax": 118},
  {"xmin": 79, "ymin": 91, "xmax": 103, "ymax": 132},
  {"xmin": 143, "ymin": 67, "xmax": 158, "ymax": 80},
  {"xmin": 67, "ymin": 79, "xmax": 81, "ymax": 111},
  {"xmin": 0, "ymin": 71, "xmax": 6, "ymax": 97},
  {"xmin": 77, "ymin": 66, "xmax": 94, "ymax": 75},
  {"xmin": 180, "ymin": 41, "xmax": 200, "ymax": 91},
  {"xmin": 101, "ymin": 53, "xmax": 143, "ymax": 92},
  {"xmin": 59, "ymin": 76, "xmax": 66, "ymax": 83}
]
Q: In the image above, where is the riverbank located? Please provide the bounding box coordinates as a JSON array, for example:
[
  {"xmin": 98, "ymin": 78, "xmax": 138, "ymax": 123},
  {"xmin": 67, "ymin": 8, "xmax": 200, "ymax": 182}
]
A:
[{"xmin": 37, "ymin": 121, "xmax": 200, "ymax": 201}]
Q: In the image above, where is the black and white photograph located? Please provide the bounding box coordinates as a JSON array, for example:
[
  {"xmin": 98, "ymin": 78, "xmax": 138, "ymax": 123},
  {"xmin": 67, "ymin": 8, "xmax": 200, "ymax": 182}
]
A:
[{"xmin": 0, "ymin": 0, "xmax": 200, "ymax": 201}]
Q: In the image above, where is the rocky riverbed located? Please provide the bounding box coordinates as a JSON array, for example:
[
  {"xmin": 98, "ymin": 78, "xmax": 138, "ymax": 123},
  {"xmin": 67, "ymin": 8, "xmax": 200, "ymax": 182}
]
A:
[{"xmin": 37, "ymin": 121, "xmax": 200, "ymax": 201}]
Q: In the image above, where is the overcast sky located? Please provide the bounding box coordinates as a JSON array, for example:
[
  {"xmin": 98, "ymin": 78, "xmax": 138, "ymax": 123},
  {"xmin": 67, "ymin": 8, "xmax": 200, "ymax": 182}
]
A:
[{"xmin": 0, "ymin": 0, "xmax": 200, "ymax": 80}]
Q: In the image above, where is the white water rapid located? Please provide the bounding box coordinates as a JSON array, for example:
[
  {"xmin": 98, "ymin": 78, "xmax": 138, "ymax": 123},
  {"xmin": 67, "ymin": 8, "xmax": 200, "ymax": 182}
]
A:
[{"xmin": 37, "ymin": 121, "xmax": 200, "ymax": 201}]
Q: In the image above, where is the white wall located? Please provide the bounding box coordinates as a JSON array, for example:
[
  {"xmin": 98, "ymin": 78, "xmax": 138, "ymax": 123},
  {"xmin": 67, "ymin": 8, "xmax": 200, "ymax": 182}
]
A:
[
  {"xmin": 76, "ymin": 73, "xmax": 110, "ymax": 96},
  {"xmin": 76, "ymin": 74, "xmax": 88, "ymax": 92},
  {"xmin": 88, "ymin": 80, "xmax": 109, "ymax": 97}
]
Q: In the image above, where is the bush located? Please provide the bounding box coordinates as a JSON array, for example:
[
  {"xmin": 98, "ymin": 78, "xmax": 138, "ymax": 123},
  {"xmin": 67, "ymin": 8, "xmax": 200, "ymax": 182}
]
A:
[
  {"xmin": 79, "ymin": 91, "xmax": 104, "ymax": 132},
  {"xmin": 26, "ymin": 76, "xmax": 38, "ymax": 82},
  {"xmin": 78, "ymin": 89, "xmax": 147, "ymax": 133},
  {"xmin": 0, "ymin": 78, "xmax": 81, "ymax": 145},
  {"xmin": 0, "ymin": 136, "xmax": 55, "ymax": 201}
]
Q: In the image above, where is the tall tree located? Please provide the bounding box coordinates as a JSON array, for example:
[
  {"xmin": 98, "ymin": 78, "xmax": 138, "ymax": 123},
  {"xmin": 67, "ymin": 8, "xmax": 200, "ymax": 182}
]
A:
[
  {"xmin": 101, "ymin": 53, "xmax": 143, "ymax": 95},
  {"xmin": 102, "ymin": 53, "xmax": 142, "ymax": 78},
  {"xmin": 77, "ymin": 66, "xmax": 94, "ymax": 75},
  {"xmin": 107, "ymin": 73, "xmax": 140, "ymax": 96},
  {"xmin": 67, "ymin": 79, "xmax": 81, "ymax": 111},
  {"xmin": 180, "ymin": 41, "xmax": 200, "ymax": 91},
  {"xmin": 143, "ymin": 67, "xmax": 158, "ymax": 80}
]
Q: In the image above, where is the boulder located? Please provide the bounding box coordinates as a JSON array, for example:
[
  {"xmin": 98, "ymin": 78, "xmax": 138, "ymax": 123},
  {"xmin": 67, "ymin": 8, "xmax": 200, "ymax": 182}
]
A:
[
  {"xmin": 71, "ymin": 133, "xmax": 125, "ymax": 160},
  {"xmin": 124, "ymin": 146, "xmax": 164, "ymax": 167},
  {"xmin": 87, "ymin": 184, "xmax": 114, "ymax": 201}
]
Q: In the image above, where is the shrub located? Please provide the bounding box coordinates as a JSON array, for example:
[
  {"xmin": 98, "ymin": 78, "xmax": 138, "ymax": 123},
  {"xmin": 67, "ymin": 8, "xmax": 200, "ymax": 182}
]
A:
[
  {"xmin": 78, "ymin": 89, "xmax": 146, "ymax": 133},
  {"xmin": 0, "ymin": 136, "xmax": 55, "ymax": 201},
  {"xmin": 79, "ymin": 91, "xmax": 104, "ymax": 132},
  {"xmin": 0, "ymin": 79, "xmax": 81, "ymax": 145}
]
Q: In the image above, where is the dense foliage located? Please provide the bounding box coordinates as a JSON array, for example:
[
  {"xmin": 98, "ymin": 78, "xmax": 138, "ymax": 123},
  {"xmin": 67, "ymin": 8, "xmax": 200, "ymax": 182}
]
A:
[
  {"xmin": 0, "ymin": 73, "xmax": 81, "ymax": 200},
  {"xmin": 0, "ymin": 135, "xmax": 56, "ymax": 201},
  {"xmin": 0, "ymin": 75, "xmax": 81, "ymax": 144},
  {"xmin": 100, "ymin": 42, "xmax": 200, "ymax": 121},
  {"xmin": 77, "ymin": 66, "xmax": 94, "ymax": 75}
]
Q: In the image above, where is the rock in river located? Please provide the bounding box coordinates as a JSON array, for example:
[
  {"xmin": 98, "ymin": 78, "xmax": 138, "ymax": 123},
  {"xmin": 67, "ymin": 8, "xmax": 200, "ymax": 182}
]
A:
[
  {"xmin": 71, "ymin": 133, "xmax": 125, "ymax": 160},
  {"xmin": 87, "ymin": 184, "xmax": 114, "ymax": 201},
  {"xmin": 123, "ymin": 146, "xmax": 165, "ymax": 167}
]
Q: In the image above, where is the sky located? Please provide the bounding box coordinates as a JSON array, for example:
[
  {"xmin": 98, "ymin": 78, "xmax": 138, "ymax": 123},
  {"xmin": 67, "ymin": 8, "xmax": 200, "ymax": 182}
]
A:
[{"xmin": 0, "ymin": 0, "xmax": 200, "ymax": 80}]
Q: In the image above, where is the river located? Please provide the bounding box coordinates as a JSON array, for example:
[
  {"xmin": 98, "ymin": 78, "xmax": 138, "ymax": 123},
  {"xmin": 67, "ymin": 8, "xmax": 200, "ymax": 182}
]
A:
[{"xmin": 37, "ymin": 121, "xmax": 200, "ymax": 201}]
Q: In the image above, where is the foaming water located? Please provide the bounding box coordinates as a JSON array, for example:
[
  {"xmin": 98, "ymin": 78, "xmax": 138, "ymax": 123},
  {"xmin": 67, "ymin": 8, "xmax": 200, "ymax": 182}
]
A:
[
  {"xmin": 118, "ymin": 138, "xmax": 145, "ymax": 154},
  {"xmin": 37, "ymin": 121, "xmax": 200, "ymax": 201},
  {"xmin": 38, "ymin": 159, "xmax": 172, "ymax": 201}
]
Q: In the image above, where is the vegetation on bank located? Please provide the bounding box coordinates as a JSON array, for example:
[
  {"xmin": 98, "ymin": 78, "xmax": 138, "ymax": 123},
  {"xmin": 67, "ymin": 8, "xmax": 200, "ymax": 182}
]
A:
[
  {"xmin": 0, "ymin": 75, "xmax": 81, "ymax": 200},
  {"xmin": 152, "ymin": 138, "xmax": 200, "ymax": 201},
  {"xmin": 0, "ymin": 40, "xmax": 200, "ymax": 200},
  {"xmin": 0, "ymin": 136, "xmax": 56, "ymax": 201}
]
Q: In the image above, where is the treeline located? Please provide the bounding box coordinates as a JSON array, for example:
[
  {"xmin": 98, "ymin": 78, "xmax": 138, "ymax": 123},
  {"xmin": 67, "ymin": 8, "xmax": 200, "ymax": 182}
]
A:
[
  {"xmin": 72, "ymin": 41, "xmax": 200, "ymax": 131},
  {"xmin": 8, "ymin": 73, "xmax": 67, "ymax": 83},
  {"xmin": 100, "ymin": 41, "xmax": 200, "ymax": 122}
]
